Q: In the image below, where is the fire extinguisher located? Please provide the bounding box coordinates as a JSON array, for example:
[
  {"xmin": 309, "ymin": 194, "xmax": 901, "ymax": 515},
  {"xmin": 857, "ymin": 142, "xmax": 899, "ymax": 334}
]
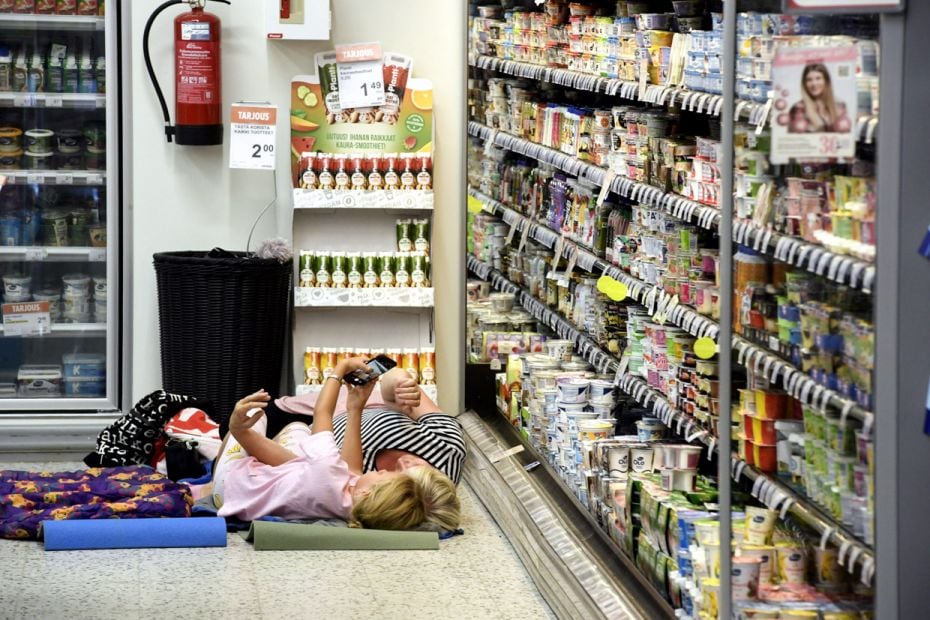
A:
[{"xmin": 143, "ymin": 0, "xmax": 230, "ymax": 145}]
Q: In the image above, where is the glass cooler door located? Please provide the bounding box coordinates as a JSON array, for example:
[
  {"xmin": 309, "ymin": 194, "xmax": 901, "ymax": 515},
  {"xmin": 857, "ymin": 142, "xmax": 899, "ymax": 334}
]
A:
[{"xmin": 0, "ymin": 3, "xmax": 122, "ymax": 413}]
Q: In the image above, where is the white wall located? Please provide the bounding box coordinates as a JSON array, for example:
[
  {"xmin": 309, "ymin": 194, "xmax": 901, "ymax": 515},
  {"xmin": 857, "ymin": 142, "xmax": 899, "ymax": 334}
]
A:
[{"xmin": 130, "ymin": 1, "xmax": 465, "ymax": 413}]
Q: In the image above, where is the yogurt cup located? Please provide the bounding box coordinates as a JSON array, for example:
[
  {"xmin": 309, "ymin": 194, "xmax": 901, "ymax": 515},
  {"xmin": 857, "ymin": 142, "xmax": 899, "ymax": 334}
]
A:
[
  {"xmin": 62, "ymin": 294, "xmax": 90, "ymax": 323},
  {"xmin": 0, "ymin": 127, "xmax": 22, "ymax": 153},
  {"xmin": 24, "ymin": 129, "xmax": 55, "ymax": 154},
  {"xmin": 731, "ymin": 556, "xmax": 762, "ymax": 600},
  {"xmin": 744, "ymin": 506, "xmax": 778, "ymax": 545},
  {"xmin": 62, "ymin": 274, "xmax": 91, "ymax": 298},
  {"xmin": 577, "ymin": 419, "xmax": 614, "ymax": 442},
  {"xmin": 93, "ymin": 299, "xmax": 107, "ymax": 323},
  {"xmin": 636, "ymin": 417, "xmax": 666, "ymax": 442},
  {"xmin": 739, "ymin": 544, "xmax": 777, "ymax": 584},
  {"xmin": 3, "ymin": 273, "xmax": 31, "ymax": 298},
  {"xmin": 588, "ymin": 379, "xmax": 615, "ymax": 404},
  {"xmin": 776, "ymin": 541, "xmax": 808, "ymax": 584},
  {"xmin": 630, "ymin": 445, "xmax": 654, "ymax": 473},
  {"xmin": 557, "ymin": 377, "xmax": 590, "ymax": 404},
  {"xmin": 57, "ymin": 129, "xmax": 83, "ymax": 154},
  {"xmin": 605, "ymin": 445, "xmax": 630, "ymax": 475},
  {"xmin": 92, "ymin": 277, "xmax": 107, "ymax": 300},
  {"xmin": 32, "ymin": 289, "xmax": 61, "ymax": 320},
  {"xmin": 0, "ymin": 149, "xmax": 22, "ymax": 170}
]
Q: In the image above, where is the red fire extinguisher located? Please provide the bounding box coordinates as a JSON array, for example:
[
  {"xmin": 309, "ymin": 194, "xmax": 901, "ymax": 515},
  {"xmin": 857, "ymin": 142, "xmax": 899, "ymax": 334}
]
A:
[{"xmin": 143, "ymin": 0, "xmax": 230, "ymax": 145}]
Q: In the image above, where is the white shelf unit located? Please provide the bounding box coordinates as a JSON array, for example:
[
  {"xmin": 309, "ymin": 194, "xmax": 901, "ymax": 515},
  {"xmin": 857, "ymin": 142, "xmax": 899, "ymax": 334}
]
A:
[{"xmin": 292, "ymin": 191, "xmax": 437, "ymax": 395}]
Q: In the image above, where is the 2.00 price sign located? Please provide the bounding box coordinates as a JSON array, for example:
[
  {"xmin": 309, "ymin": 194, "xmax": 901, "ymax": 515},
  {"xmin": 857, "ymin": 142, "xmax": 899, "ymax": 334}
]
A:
[{"xmin": 229, "ymin": 103, "xmax": 278, "ymax": 171}]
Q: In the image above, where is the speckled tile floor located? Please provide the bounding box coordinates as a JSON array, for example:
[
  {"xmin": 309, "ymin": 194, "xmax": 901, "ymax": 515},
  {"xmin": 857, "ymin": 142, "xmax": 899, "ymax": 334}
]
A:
[{"xmin": 0, "ymin": 461, "xmax": 555, "ymax": 620}]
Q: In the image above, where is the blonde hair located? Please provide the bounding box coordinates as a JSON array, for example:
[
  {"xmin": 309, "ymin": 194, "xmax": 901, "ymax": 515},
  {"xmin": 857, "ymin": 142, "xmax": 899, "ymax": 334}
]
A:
[
  {"xmin": 406, "ymin": 466, "xmax": 461, "ymax": 532},
  {"xmin": 348, "ymin": 467, "xmax": 461, "ymax": 531}
]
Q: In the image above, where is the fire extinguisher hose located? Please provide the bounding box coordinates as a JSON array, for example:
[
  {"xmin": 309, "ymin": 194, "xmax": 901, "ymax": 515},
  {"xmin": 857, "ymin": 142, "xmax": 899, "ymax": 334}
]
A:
[{"xmin": 143, "ymin": 0, "xmax": 231, "ymax": 143}]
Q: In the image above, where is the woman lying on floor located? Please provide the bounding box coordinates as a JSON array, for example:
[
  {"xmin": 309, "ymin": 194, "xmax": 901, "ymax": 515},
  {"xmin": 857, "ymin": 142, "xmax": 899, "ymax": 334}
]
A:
[{"xmin": 210, "ymin": 358, "xmax": 461, "ymax": 531}]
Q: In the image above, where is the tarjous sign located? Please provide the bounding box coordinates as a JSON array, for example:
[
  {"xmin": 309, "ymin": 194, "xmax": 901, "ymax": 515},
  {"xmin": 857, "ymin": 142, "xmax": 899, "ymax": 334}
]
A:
[
  {"xmin": 2, "ymin": 301, "xmax": 51, "ymax": 337},
  {"xmin": 229, "ymin": 103, "xmax": 278, "ymax": 170}
]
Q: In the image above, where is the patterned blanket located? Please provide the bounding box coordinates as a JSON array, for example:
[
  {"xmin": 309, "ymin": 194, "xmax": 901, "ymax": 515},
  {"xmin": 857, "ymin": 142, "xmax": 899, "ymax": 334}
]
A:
[{"xmin": 0, "ymin": 466, "xmax": 193, "ymax": 540}]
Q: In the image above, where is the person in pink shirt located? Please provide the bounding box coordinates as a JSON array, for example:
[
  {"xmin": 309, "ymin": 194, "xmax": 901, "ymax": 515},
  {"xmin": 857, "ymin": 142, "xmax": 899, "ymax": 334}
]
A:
[{"xmin": 211, "ymin": 357, "xmax": 460, "ymax": 530}]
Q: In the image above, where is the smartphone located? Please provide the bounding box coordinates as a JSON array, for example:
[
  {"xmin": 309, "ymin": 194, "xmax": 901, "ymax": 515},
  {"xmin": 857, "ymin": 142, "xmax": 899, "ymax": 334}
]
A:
[{"xmin": 343, "ymin": 354, "xmax": 397, "ymax": 386}]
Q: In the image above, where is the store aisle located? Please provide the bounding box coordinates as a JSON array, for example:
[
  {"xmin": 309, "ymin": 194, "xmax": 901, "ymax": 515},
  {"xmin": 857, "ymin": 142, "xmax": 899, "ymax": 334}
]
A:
[{"xmin": 0, "ymin": 461, "xmax": 554, "ymax": 620}]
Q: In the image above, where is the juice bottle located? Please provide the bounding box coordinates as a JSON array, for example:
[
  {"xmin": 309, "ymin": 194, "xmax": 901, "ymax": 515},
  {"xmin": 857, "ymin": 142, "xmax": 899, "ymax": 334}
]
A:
[
  {"xmin": 416, "ymin": 153, "xmax": 432, "ymax": 190},
  {"xmin": 400, "ymin": 153, "xmax": 416, "ymax": 190},
  {"xmin": 78, "ymin": 43, "xmax": 95, "ymax": 93},
  {"xmin": 299, "ymin": 152, "xmax": 318, "ymax": 189},
  {"xmin": 12, "ymin": 48, "xmax": 27, "ymax": 92},
  {"xmin": 333, "ymin": 155, "xmax": 350, "ymax": 190},
  {"xmin": 317, "ymin": 154, "xmax": 334, "ymax": 190},
  {"xmin": 27, "ymin": 49, "xmax": 45, "ymax": 93},
  {"xmin": 46, "ymin": 43, "xmax": 65, "ymax": 93},
  {"xmin": 349, "ymin": 153, "xmax": 366, "ymax": 191},
  {"xmin": 367, "ymin": 153, "xmax": 383, "ymax": 190},
  {"xmin": 383, "ymin": 153, "xmax": 400, "ymax": 190},
  {"xmin": 94, "ymin": 55, "xmax": 104, "ymax": 94}
]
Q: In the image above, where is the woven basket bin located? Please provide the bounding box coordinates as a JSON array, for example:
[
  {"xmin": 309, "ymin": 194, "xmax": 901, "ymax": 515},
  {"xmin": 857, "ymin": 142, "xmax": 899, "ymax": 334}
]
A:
[{"xmin": 153, "ymin": 250, "xmax": 292, "ymax": 428}]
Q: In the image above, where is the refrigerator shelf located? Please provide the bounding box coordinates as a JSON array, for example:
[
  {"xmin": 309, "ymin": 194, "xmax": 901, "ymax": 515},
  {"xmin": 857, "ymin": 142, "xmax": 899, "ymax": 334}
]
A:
[
  {"xmin": 0, "ymin": 13, "xmax": 104, "ymax": 31},
  {"xmin": 0, "ymin": 93, "xmax": 106, "ymax": 109},
  {"xmin": 295, "ymin": 287, "xmax": 434, "ymax": 308},
  {"xmin": 0, "ymin": 170, "xmax": 106, "ymax": 185},
  {"xmin": 0, "ymin": 322, "xmax": 105, "ymax": 337},
  {"xmin": 0, "ymin": 247, "xmax": 107, "ymax": 262}
]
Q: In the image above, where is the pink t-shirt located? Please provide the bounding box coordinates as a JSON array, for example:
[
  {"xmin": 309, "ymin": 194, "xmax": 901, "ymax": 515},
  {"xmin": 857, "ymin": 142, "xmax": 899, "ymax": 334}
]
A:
[{"xmin": 217, "ymin": 431, "xmax": 358, "ymax": 522}]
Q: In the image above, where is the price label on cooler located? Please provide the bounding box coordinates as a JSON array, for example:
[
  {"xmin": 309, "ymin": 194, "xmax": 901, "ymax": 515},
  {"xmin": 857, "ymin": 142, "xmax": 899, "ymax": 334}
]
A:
[
  {"xmin": 2, "ymin": 301, "xmax": 50, "ymax": 337},
  {"xmin": 229, "ymin": 103, "xmax": 277, "ymax": 170},
  {"xmin": 335, "ymin": 42, "xmax": 386, "ymax": 110}
]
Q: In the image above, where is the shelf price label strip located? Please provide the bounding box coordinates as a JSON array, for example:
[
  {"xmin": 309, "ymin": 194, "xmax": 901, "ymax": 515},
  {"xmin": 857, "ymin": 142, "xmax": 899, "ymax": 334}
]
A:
[{"xmin": 467, "ymin": 122, "xmax": 875, "ymax": 293}]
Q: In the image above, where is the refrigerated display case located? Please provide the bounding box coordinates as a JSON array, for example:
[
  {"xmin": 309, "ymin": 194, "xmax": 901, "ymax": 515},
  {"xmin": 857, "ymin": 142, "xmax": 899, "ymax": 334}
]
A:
[
  {"xmin": 464, "ymin": 0, "xmax": 925, "ymax": 616},
  {"xmin": 0, "ymin": 3, "xmax": 129, "ymax": 443}
]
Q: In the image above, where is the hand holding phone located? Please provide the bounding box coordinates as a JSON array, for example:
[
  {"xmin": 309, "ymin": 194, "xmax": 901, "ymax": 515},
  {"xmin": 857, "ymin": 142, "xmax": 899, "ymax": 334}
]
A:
[{"xmin": 343, "ymin": 354, "xmax": 397, "ymax": 386}]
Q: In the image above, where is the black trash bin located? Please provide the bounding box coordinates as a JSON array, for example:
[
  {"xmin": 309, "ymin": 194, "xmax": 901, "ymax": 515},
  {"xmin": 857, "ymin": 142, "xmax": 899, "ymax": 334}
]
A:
[{"xmin": 153, "ymin": 250, "xmax": 292, "ymax": 428}]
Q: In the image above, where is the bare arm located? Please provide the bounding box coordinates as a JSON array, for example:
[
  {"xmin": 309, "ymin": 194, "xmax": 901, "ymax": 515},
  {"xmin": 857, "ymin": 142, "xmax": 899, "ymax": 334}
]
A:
[
  {"xmin": 381, "ymin": 367, "xmax": 438, "ymax": 421},
  {"xmin": 340, "ymin": 379, "xmax": 378, "ymax": 474},
  {"xmin": 228, "ymin": 390, "xmax": 297, "ymax": 467},
  {"xmin": 311, "ymin": 357, "xmax": 370, "ymax": 435}
]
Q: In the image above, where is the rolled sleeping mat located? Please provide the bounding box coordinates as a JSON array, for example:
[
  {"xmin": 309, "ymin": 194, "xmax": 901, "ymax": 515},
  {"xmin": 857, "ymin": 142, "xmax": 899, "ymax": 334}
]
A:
[
  {"xmin": 242, "ymin": 520, "xmax": 439, "ymax": 550},
  {"xmin": 41, "ymin": 517, "xmax": 227, "ymax": 551}
]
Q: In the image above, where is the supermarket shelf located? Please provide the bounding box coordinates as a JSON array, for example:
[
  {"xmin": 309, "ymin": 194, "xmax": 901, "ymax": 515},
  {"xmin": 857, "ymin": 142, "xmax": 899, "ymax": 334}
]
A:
[
  {"xmin": 0, "ymin": 92, "xmax": 105, "ymax": 109},
  {"xmin": 296, "ymin": 382, "xmax": 438, "ymax": 403},
  {"xmin": 0, "ymin": 246, "xmax": 107, "ymax": 262},
  {"xmin": 471, "ymin": 54, "xmax": 879, "ymax": 145},
  {"xmin": 729, "ymin": 455, "xmax": 875, "ymax": 584},
  {"xmin": 472, "ymin": 53, "xmax": 726, "ymax": 117},
  {"xmin": 732, "ymin": 336, "xmax": 874, "ymax": 433},
  {"xmin": 0, "ymin": 322, "xmax": 105, "ymax": 337},
  {"xmin": 0, "ymin": 13, "xmax": 104, "ymax": 30},
  {"xmin": 294, "ymin": 287, "xmax": 433, "ymax": 308},
  {"xmin": 467, "ymin": 254, "xmax": 875, "ymax": 581},
  {"xmin": 469, "ymin": 187, "xmax": 719, "ymax": 342},
  {"xmin": 0, "ymin": 170, "xmax": 106, "ymax": 186},
  {"xmin": 469, "ymin": 121, "xmax": 876, "ymax": 292},
  {"xmin": 470, "ymin": 188, "xmax": 875, "ymax": 429},
  {"xmin": 293, "ymin": 189, "xmax": 434, "ymax": 211}
]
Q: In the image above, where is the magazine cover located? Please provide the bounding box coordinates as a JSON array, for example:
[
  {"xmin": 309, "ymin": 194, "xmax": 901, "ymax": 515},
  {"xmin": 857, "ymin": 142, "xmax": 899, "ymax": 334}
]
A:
[{"xmin": 770, "ymin": 45, "xmax": 858, "ymax": 163}]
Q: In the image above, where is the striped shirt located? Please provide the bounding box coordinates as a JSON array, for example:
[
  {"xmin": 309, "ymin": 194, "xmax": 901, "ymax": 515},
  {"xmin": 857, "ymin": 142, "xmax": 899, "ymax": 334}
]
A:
[{"xmin": 331, "ymin": 409, "xmax": 466, "ymax": 484}]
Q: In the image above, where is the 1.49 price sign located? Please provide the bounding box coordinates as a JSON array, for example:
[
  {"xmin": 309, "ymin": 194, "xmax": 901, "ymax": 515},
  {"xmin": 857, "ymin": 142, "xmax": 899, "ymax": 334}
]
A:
[
  {"xmin": 229, "ymin": 103, "xmax": 278, "ymax": 171},
  {"xmin": 335, "ymin": 42, "xmax": 386, "ymax": 109}
]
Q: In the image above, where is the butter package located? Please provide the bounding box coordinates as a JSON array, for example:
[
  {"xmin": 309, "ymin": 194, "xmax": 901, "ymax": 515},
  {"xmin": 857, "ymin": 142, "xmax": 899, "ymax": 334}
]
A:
[{"xmin": 17, "ymin": 364, "xmax": 62, "ymax": 397}]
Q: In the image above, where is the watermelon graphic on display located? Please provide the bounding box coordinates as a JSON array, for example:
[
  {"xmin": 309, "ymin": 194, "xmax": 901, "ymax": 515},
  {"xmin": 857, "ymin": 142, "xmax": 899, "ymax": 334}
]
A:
[{"xmin": 291, "ymin": 136, "xmax": 317, "ymax": 159}]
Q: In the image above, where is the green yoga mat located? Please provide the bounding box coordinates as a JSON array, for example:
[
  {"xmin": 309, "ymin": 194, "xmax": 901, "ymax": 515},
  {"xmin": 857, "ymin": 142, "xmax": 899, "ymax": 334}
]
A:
[{"xmin": 241, "ymin": 521, "xmax": 439, "ymax": 550}]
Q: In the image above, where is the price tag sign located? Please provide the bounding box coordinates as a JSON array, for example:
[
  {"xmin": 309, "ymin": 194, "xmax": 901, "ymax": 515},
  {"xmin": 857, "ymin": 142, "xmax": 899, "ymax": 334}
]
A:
[
  {"xmin": 335, "ymin": 42, "xmax": 386, "ymax": 110},
  {"xmin": 229, "ymin": 103, "xmax": 278, "ymax": 170},
  {"xmin": 45, "ymin": 95, "xmax": 63, "ymax": 108},
  {"xmin": 2, "ymin": 301, "xmax": 51, "ymax": 337}
]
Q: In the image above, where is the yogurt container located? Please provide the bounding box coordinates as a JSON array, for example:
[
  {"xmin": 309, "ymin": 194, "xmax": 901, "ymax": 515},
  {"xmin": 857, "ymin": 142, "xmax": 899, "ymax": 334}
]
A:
[
  {"xmin": 24, "ymin": 150, "xmax": 54, "ymax": 170},
  {"xmin": 62, "ymin": 273, "xmax": 91, "ymax": 298},
  {"xmin": 32, "ymin": 289, "xmax": 61, "ymax": 320},
  {"xmin": 24, "ymin": 129, "xmax": 54, "ymax": 154},
  {"xmin": 577, "ymin": 419, "xmax": 614, "ymax": 442},
  {"xmin": 3, "ymin": 273, "xmax": 31, "ymax": 298},
  {"xmin": 0, "ymin": 149, "xmax": 22, "ymax": 169},
  {"xmin": 557, "ymin": 377, "xmax": 590, "ymax": 403},
  {"xmin": 636, "ymin": 417, "xmax": 666, "ymax": 442},
  {"xmin": 92, "ymin": 276, "xmax": 107, "ymax": 300},
  {"xmin": 0, "ymin": 127, "xmax": 22, "ymax": 153},
  {"xmin": 588, "ymin": 379, "xmax": 615, "ymax": 404},
  {"xmin": 57, "ymin": 129, "xmax": 83, "ymax": 154}
]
